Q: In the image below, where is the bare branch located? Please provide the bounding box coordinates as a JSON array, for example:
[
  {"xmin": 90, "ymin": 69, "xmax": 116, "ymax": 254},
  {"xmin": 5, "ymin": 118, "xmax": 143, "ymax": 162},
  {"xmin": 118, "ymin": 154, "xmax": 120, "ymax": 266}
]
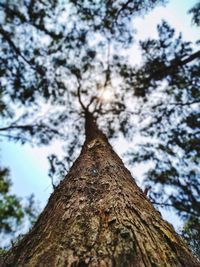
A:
[
  {"xmin": 94, "ymin": 40, "xmax": 111, "ymax": 113},
  {"xmin": 77, "ymin": 79, "xmax": 87, "ymax": 111},
  {"xmin": 180, "ymin": 50, "xmax": 200, "ymax": 66},
  {"xmin": 0, "ymin": 124, "xmax": 34, "ymax": 132},
  {"xmin": 86, "ymin": 96, "xmax": 98, "ymax": 110},
  {"xmin": 168, "ymin": 100, "xmax": 200, "ymax": 106}
]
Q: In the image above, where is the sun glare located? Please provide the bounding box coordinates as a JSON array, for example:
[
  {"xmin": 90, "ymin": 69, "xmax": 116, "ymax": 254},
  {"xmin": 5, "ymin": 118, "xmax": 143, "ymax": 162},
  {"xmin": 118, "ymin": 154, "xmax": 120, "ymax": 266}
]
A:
[{"xmin": 101, "ymin": 89, "xmax": 113, "ymax": 102}]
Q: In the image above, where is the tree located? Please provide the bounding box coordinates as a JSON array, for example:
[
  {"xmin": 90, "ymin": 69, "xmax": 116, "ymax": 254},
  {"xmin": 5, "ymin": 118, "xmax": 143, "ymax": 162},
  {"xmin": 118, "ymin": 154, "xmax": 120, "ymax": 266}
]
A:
[
  {"xmin": 126, "ymin": 19, "xmax": 200, "ymax": 219},
  {"xmin": 0, "ymin": 109, "xmax": 199, "ymax": 266},
  {"xmin": 0, "ymin": 93, "xmax": 39, "ymax": 248},
  {"xmin": 181, "ymin": 216, "xmax": 200, "ymax": 260},
  {"xmin": 0, "ymin": 166, "xmax": 39, "ymax": 249},
  {"xmin": 0, "ymin": 167, "xmax": 24, "ymax": 235},
  {"xmin": 0, "ymin": 0, "xmax": 200, "ymax": 263}
]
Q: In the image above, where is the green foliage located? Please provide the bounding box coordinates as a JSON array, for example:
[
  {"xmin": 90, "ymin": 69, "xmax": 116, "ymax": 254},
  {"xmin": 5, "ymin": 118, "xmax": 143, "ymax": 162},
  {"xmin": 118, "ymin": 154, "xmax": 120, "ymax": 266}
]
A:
[
  {"xmin": 189, "ymin": 1, "xmax": 200, "ymax": 26},
  {"xmin": 126, "ymin": 19, "xmax": 200, "ymax": 219},
  {"xmin": 0, "ymin": 167, "xmax": 39, "ymax": 248},
  {"xmin": 0, "ymin": 167, "xmax": 24, "ymax": 233},
  {"xmin": 0, "ymin": 0, "xmax": 167, "ymax": 165},
  {"xmin": 0, "ymin": 0, "xmax": 199, "ymax": 239},
  {"xmin": 0, "ymin": 247, "xmax": 7, "ymax": 255},
  {"xmin": 181, "ymin": 216, "xmax": 200, "ymax": 260}
]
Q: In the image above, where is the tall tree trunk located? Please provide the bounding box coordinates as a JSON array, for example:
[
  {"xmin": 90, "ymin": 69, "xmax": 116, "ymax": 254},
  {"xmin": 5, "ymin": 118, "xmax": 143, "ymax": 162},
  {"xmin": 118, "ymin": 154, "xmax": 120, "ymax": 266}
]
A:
[{"xmin": 1, "ymin": 112, "xmax": 199, "ymax": 267}]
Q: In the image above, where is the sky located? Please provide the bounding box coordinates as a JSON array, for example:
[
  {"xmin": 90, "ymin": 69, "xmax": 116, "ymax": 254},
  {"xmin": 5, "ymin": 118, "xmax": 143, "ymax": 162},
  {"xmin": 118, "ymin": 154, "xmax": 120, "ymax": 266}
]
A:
[{"xmin": 1, "ymin": 0, "xmax": 199, "ymax": 232}]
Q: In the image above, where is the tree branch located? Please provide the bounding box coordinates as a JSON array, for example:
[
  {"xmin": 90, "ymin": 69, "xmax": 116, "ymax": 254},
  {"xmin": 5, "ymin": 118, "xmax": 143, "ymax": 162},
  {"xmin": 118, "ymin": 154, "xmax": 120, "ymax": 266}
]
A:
[
  {"xmin": 0, "ymin": 3, "xmax": 62, "ymax": 39},
  {"xmin": 180, "ymin": 50, "xmax": 200, "ymax": 66},
  {"xmin": 0, "ymin": 26, "xmax": 45, "ymax": 75},
  {"xmin": 149, "ymin": 49, "xmax": 200, "ymax": 81},
  {"xmin": 0, "ymin": 133, "xmax": 32, "ymax": 143},
  {"xmin": 77, "ymin": 79, "xmax": 87, "ymax": 111},
  {"xmin": 168, "ymin": 100, "xmax": 200, "ymax": 106},
  {"xmin": 114, "ymin": 0, "xmax": 133, "ymax": 24},
  {"xmin": 0, "ymin": 124, "xmax": 34, "ymax": 132},
  {"xmin": 0, "ymin": 123, "xmax": 61, "ymax": 137},
  {"xmin": 152, "ymin": 201, "xmax": 199, "ymax": 218},
  {"xmin": 86, "ymin": 96, "xmax": 98, "ymax": 110}
]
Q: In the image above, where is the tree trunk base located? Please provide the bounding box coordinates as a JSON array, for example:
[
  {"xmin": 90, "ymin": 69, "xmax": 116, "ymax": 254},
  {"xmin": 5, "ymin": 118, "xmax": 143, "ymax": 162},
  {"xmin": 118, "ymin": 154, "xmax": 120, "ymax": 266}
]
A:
[{"xmin": 1, "ymin": 136, "xmax": 199, "ymax": 267}]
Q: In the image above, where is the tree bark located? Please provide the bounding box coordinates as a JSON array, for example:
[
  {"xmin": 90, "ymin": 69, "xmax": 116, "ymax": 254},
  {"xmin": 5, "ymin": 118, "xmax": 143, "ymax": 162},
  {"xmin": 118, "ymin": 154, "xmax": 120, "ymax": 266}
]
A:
[{"xmin": 1, "ymin": 113, "xmax": 199, "ymax": 267}]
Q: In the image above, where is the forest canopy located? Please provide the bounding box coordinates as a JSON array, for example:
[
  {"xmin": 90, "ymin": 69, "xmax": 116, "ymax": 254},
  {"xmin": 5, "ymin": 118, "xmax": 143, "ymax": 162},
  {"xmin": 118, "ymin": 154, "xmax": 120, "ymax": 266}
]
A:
[{"xmin": 0, "ymin": 0, "xmax": 199, "ymax": 256}]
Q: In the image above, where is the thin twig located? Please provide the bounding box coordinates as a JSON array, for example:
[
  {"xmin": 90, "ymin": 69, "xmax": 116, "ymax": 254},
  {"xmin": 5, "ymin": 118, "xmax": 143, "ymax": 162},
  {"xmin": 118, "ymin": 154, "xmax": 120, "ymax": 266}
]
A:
[
  {"xmin": 0, "ymin": 133, "xmax": 31, "ymax": 143},
  {"xmin": 77, "ymin": 79, "xmax": 87, "ymax": 111},
  {"xmin": 94, "ymin": 40, "xmax": 111, "ymax": 113}
]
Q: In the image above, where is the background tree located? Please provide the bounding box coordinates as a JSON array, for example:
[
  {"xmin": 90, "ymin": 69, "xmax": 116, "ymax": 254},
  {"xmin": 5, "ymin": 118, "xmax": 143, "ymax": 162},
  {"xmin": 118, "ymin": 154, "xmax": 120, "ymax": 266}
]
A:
[
  {"xmin": 0, "ymin": 166, "xmax": 39, "ymax": 250},
  {"xmin": 0, "ymin": 167, "xmax": 24, "ymax": 235},
  {"xmin": 0, "ymin": 0, "xmax": 199, "ymax": 255},
  {"xmin": 181, "ymin": 216, "xmax": 200, "ymax": 260},
  {"xmin": 0, "ymin": 93, "xmax": 39, "ymax": 249},
  {"xmin": 126, "ymin": 19, "xmax": 200, "ymax": 219}
]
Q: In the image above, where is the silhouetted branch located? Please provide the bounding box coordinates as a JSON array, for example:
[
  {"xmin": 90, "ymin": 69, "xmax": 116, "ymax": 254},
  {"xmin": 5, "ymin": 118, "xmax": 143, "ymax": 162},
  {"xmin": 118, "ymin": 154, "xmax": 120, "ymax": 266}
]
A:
[
  {"xmin": 0, "ymin": 133, "xmax": 32, "ymax": 143},
  {"xmin": 77, "ymin": 79, "xmax": 87, "ymax": 111},
  {"xmin": 180, "ymin": 50, "xmax": 200, "ymax": 66},
  {"xmin": 0, "ymin": 124, "xmax": 34, "ymax": 132},
  {"xmin": 151, "ymin": 202, "xmax": 173, "ymax": 207},
  {"xmin": 0, "ymin": 123, "xmax": 62, "ymax": 137},
  {"xmin": 168, "ymin": 100, "xmax": 200, "ymax": 106},
  {"xmin": 149, "ymin": 49, "xmax": 200, "ymax": 81},
  {"xmin": 86, "ymin": 96, "xmax": 98, "ymax": 110},
  {"xmin": 0, "ymin": 3, "xmax": 62, "ymax": 39},
  {"xmin": 0, "ymin": 26, "xmax": 45, "ymax": 75},
  {"xmin": 152, "ymin": 201, "xmax": 199, "ymax": 218},
  {"xmin": 115, "ymin": 0, "xmax": 133, "ymax": 24}
]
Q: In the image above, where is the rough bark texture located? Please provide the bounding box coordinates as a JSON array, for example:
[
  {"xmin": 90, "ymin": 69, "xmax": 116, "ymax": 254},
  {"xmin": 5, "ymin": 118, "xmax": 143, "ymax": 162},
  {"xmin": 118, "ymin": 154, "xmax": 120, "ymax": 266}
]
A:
[{"xmin": 1, "ymin": 113, "xmax": 199, "ymax": 267}]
